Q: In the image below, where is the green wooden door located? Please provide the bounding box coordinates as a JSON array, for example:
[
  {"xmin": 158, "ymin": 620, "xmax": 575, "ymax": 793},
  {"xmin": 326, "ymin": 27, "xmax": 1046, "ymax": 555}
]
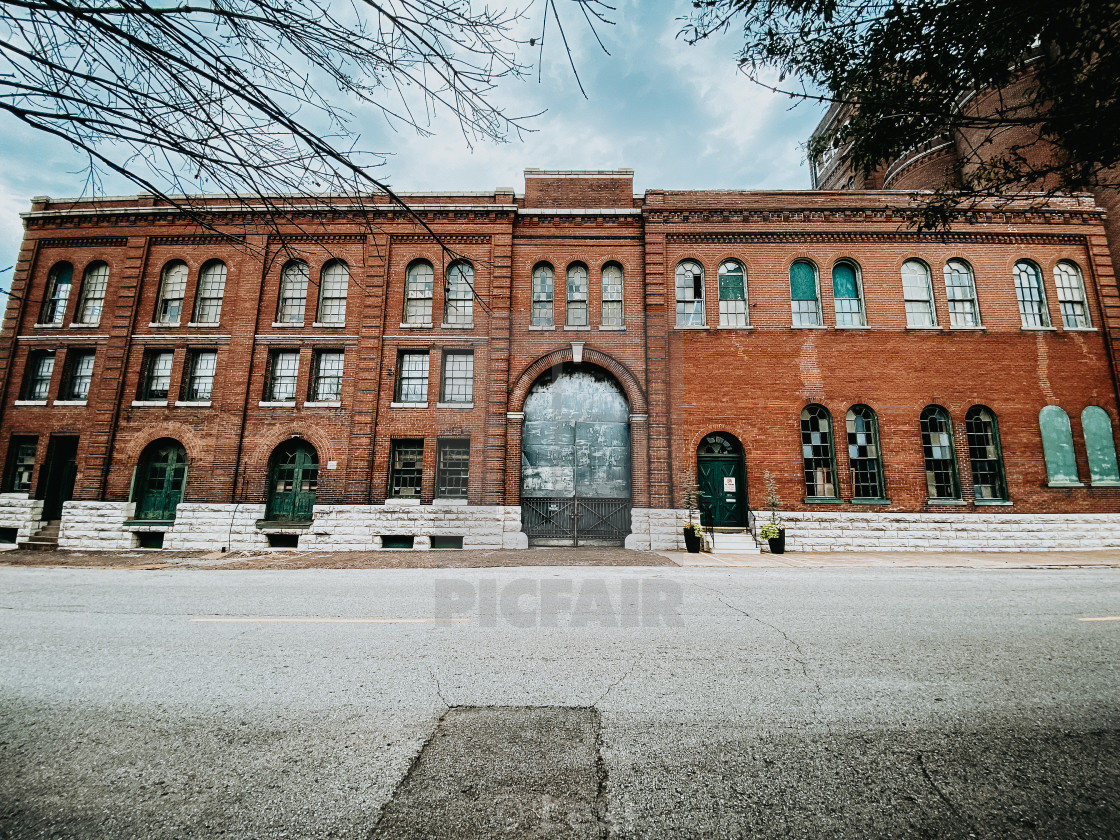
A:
[
  {"xmin": 696, "ymin": 433, "xmax": 746, "ymax": 529},
  {"xmin": 268, "ymin": 443, "xmax": 318, "ymax": 521},
  {"xmin": 135, "ymin": 442, "xmax": 187, "ymax": 520}
]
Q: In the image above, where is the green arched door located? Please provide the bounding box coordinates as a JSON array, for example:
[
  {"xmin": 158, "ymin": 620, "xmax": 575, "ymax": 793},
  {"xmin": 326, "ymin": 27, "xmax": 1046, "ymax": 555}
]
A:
[
  {"xmin": 267, "ymin": 440, "xmax": 319, "ymax": 521},
  {"xmin": 134, "ymin": 440, "xmax": 187, "ymax": 521},
  {"xmin": 696, "ymin": 433, "xmax": 747, "ymax": 529}
]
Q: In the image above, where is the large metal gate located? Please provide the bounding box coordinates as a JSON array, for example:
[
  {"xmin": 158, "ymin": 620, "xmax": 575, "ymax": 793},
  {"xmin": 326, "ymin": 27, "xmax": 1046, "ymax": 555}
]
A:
[{"xmin": 521, "ymin": 497, "xmax": 631, "ymax": 546}]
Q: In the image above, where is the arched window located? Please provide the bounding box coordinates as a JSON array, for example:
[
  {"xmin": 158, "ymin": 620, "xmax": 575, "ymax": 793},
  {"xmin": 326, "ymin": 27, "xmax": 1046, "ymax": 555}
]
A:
[
  {"xmin": 675, "ymin": 260, "xmax": 704, "ymax": 326},
  {"xmin": 445, "ymin": 261, "xmax": 474, "ymax": 325},
  {"xmin": 192, "ymin": 259, "xmax": 226, "ymax": 324},
  {"xmin": 1039, "ymin": 406, "xmax": 1080, "ymax": 486},
  {"xmin": 1054, "ymin": 261, "xmax": 1091, "ymax": 329},
  {"xmin": 1014, "ymin": 259, "xmax": 1050, "ymax": 328},
  {"xmin": 566, "ymin": 263, "xmax": 589, "ymax": 327},
  {"xmin": 832, "ymin": 260, "xmax": 866, "ymax": 326},
  {"xmin": 901, "ymin": 259, "xmax": 936, "ymax": 327},
  {"xmin": 39, "ymin": 262, "xmax": 73, "ymax": 326},
  {"xmin": 943, "ymin": 259, "xmax": 980, "ymax": 327},
  {"xmin": 75, "ymin": 262, "xmax": 109, "ymax": 326},
  {"xmin": 965, "ymin": 406, "xmax": 1008, "ymax": 501},
  {"xmin": 1080, "ymin": 406, "xmax": 1119, "ymax": 485},
  {"xmin": 155, "ymin": 260, "xmax": 188, "ymax": 325},
  {"xmin": 276, "ymin": 260, "xmax": 308, "ymax": 324},
  {"xmin": 846, "ymin": 405, "xmax": 885, "ymax": 500},
  {"xmin": 133, "ymin": 439, "xmax": 187, "ymax": 521},
  {"xmin": 790, "ymin": 260, "xmax": 821, "ymax": 326},
  {"xmin": 267, "ymin": 439, "xmax": 319, "ymax": 521},
  {"xmin": 317, "ymin": 260, "xmax": 348, "ymax": 324},
  {"xmin": 404, "ymin": 260, "xmax": 434, "ymax": 325},
  {"xmin": 718, "ymin": 260, "xmax": 747, "ymax": 327},
  {"xmin": 601, "ymin": 262, "xmax": 624, "ymax": 327},
  {"xmin": 920, "ymin": 406, "xmax": 960, "ymax": 500},
  {"xmin": 531, "ymin": 263, "xmax": 554, "ymax": 327},
  {"xmin": 800, "ymin": 404, "xmax": 837, "ymax": 499}
]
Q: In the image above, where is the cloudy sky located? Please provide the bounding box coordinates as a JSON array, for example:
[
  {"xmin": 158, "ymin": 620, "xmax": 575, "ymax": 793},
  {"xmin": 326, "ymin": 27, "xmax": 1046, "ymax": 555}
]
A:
[{"xmin": 0, "ymin": 0, "xmax": 826, "ymax": 276}]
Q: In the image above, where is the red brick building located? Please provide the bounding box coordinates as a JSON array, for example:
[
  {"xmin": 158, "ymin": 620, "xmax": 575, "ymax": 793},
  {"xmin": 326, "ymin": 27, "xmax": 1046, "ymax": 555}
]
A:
[{"xmin": 2, "ymin": 168, "xmax": 1119, "ymax": 551}]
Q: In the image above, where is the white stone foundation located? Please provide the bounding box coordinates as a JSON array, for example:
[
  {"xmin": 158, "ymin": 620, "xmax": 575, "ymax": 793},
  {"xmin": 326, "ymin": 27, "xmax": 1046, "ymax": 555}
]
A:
[
  {"xmin": 164, "ymin": 504, "xmax": 269, "ymax": 551},
  {"xmin": 58, "ymin": 501, "xmax": 137, "ymax": 549},
  {"xmin": 0, "ymin": 493, "xmax": 45, "ymax": 545},
  {"xmin": 626, "ymin": 508, "xmax": 687, "ymax": 551},
  {"xmin": 758, "ymin": 510, "xmax": 1120, "ymax": 552}
]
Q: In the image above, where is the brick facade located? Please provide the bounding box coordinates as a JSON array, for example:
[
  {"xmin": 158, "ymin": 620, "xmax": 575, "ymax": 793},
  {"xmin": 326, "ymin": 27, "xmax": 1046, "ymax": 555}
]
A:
[{"xmin": 2, "ymin": 170, "xmax": 1119, "ymax": 551}]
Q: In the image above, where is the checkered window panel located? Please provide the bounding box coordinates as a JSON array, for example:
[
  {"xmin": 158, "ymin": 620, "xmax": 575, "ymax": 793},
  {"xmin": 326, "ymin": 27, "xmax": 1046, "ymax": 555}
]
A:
[
  {"xmin": 390, "ymin": 440, "xmax": 424, "ymax": 497},
  {"xmin": 601, "ymin": 263, "xmax": 623, "ymax": 327},
  {"xmin": 436, "ymin": 439, "xmax": 469, "ymax": 498},
  {"xmin": 846, "ymin": 404, "xmax": 883, "ymax": 499},
  {"xmin": 566, "ymin": 264, "xmax": 588, "ymax": 327},
  {"xmin": 800, "ymin": 404, "xmax": 837, "ymax": 498},
  {"xmin": 966, "ymin": 406, "xmax": 1007, "ymax": 500},
  {"xmin": 1054, "ymin": 261, "xmax": 1090, "ymax": 329},
  {"xmin": 920, "ymin": 405, "xmax": 960, "ymax": 499},
  {"xmin": 532, "ymin": 263, "xmax": 554, "ymax": 326}
]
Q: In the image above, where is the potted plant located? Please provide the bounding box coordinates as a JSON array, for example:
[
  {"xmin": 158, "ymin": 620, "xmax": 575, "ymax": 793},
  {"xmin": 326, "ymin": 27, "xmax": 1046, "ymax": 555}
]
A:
[
  {"xmin": 759, "ymin": 471, "xmax": 786, "ymax": 554},
  {"xmin": 682, "ymin": 471, "xmax": 704, "ymax": 553}
]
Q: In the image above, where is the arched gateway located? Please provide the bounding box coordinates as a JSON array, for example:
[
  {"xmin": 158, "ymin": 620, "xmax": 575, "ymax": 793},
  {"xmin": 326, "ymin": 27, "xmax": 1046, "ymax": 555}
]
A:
[{"xmin": 521, "ymin": 363, "xmax": 631, "ymax": 545}]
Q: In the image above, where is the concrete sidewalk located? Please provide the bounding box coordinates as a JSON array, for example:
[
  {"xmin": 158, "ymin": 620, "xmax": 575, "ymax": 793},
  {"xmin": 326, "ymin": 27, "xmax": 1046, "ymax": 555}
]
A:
[{"xmin": 660, "ymin": 548, "xmax": 1120, "ymax": 568}]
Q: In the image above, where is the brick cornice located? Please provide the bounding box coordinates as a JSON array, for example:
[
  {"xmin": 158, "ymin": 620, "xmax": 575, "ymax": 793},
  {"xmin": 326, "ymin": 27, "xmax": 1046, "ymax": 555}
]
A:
[
  {"xmin": 391, "ymin": 234, "xmax": 493, "ymax": 245},
  {"xmin": 664, "ymin": 231, "xmax": 1090, "ymax": 246},
  {"xmin": 39, "ymin": 236, "xmax": 129, "ymax": 249}
]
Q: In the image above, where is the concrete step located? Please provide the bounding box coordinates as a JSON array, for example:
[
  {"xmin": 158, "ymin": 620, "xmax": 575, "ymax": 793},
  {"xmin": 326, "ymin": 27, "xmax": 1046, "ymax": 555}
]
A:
[
  {"xmin": 19, "ymin": 539, "xmax": 59, "ymax": 551},
  {"xmin": 708, "ymin": 532, "xmax": 761, "ymax": 555}
]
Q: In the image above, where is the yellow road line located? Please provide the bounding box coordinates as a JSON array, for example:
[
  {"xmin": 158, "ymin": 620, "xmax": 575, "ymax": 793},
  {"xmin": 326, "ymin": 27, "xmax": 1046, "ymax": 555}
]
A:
[
  {"xmin": 190, "ymin": 617, "xmax": 470, "ymax": 624},
  {"xmin": 1078, "ymin": 616, "xmax": 1120, "ymax": 622}
]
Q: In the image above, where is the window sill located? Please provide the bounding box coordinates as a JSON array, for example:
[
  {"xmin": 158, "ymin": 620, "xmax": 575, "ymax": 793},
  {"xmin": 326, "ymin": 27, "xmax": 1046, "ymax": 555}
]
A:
[
  {"xmin": 175, "ymin": 400, "xmax": 212, "ymax": 407},
  {"xmin": 384, "ymin": 497, "xmax": 421, "ymax": 506},
  {"xmin": 529, "ymin": 324, "xmax": 554, "ymax": 331},
  {"xmin": 834, "ymin": 324, "xmax": 870, "ymax": 330},
  {"xmin": 974, "ymin": 499, "xmax": 1014, "ymax": 506},
  {"xmin": 1090, "ymin": 480, "xmax": 1120, "ymax": 487},
  {"xmin": 147, "ymin": 322, "xmax": 180, "ymax": 329},
  {"xmin": 13, "ymin": 400, "xmax": 48, "ymax": 406},
  {"xmin": 432, "ymin": 498, "xmax": 468, "ymax": 506},
  {"xmin": 187, "ymin": 321, "xmax": 220, "ymax": 328},
  {"xmin": 949, "ymin": 325, "xmax": 985, "ymax": 331},
  {"xmin": 69, "ymin": 321, "xmax": 101, "ymax": 329},
  {"xmin": 597, "ymin": 325, "xmax": 625, "ymax": 331},
  {"xmin": 791, "ymin": 324, "xmax": 826, "ymax": 330},
  {"xmin": 271, "ymin": 321, "xmax": 305, "ymax": 328},
  {"xmin": 563, "ymin": 325, "xmax": 591, "ymax": 331},
  {"xmin": 905, "ymin": 325, "xmax": 942, "ymax": 331},
  {"xmin": 436, "ymin": 402, "xmax": 474, "ymax": 409},
  {"xmin": 674, "ymin": 324, "xmax": 709, "ymax": 330},
  {"xmin": 1047, "ymin": 481, "xmax": 1084, "ymax": 488},
  {"xmin": 440, "ymin": 322, "xmax": 474, "ymax": 330},
  {"xmin": 303, "ymin": 401, "xmax": 341, "ymax": 408},
  {"xmin": 1063, "ymin": 326, "xmax": 1098, "ymax": 332},
  {"xmin": 852, "ymin": 498, "xmax": 891, "ymax": 505},
  {"xmin": 52, "ymin": 400, "xmax": 87, "ymax": 406},
  {"xmin": 131, "ymin": 400, "xmax": 168, "ymax": 407},
  {"xmin": 804, "ymin": 497, "xmax": 843, "ymax": 504},
  {"xmin": 1021, "ymin": 325, "xmax": 1057, "ymax": 331},
  {"xmin": 258, "ymin": 400, "xmax": 296, "ymax": 408},
  {"xmin": 312, "ymin": 321, "xmax": 346, "ymax": 328},
  {"xmin": 717, "ymin": 324, "xmax": 753, "ymax": 330},
  {"xmin": 927, "ymin": 499, "xmax": 965, "ymax": 505},
  {"xmin": 390, "ymin": 401, "xmax": 428, "ymax": 409},
  {"xmin": 32, "ymin": 323, "xmax": 63, "ymax": 329},
  {"xmin": 399, "ymin": 322, "xmax": 432, "ymax": 329}
]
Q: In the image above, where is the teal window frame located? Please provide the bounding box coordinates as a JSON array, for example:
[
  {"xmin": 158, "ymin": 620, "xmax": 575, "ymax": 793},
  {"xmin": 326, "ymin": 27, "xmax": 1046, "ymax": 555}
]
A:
[
  {"xmin": 1081, "ymin": 406, "xmax": 1120, "ymax": 486},
  {"xmin": 790, "ymin": 260, "xmax": 822, "ymax": 326},
  {"xmin": 1038, "ymin": 405, "xmax": 1081, "ymax": 487}
]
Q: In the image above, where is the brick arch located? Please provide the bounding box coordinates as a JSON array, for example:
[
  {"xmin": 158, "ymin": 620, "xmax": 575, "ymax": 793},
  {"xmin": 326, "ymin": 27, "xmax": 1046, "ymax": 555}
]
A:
[
  {"xmin": 120, "ymin": 423, "xmax": 205, "ymax": 467},
  {"xmin": 509, "ymin": 348, "xmax": 647, "ymax": 414},
  {"xmin": 245, "ymin": 424, "xmax": 336, "ymax": 471}
]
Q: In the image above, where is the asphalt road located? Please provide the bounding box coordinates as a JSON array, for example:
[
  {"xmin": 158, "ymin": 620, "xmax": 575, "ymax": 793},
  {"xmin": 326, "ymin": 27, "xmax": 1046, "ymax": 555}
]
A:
[{"xmin": 1, "ymin": 565, "xmax": 1117, "ymax": 839}]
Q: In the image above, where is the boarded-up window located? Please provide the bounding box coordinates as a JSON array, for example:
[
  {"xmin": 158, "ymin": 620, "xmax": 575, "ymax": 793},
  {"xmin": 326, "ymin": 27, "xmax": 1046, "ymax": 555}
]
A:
[
  {"xmin": 1039, "ymin": 406, "xmax": 1080, "ymax": 486},
  {"xmin": 1081, "ymin": 406, "xmax": 1120, "ymax": 486},
  {"xmin": 790, "ymin": 260, "xmax": 821, "ymax": 326}
]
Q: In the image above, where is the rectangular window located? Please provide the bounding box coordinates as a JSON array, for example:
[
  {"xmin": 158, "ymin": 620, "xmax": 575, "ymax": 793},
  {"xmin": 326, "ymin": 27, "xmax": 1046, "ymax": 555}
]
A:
[
  {"xmin": 317, "ymin": 262, "xmax": 349, "ymax": 324},
  {"xmin": 183, "ymin": 350, "xmax": 217, "ymax": 401},
  {"xmin": 277, "ymin": 261, "xmax": 309, "ymax": 324},
  {"xmin": 396, "ymin": 351, "xmax": 429, "ymax": 403},
  {"xmin": 311, "ymin": 350, "xmax": 344, "ymax": 402},
  {"xmin": 566, "ymin": 265, "xmax": 588, "ymax": 327},
  {"xmin": 389, "ymin": 439, "xmax": 424, "ymax": 498},
  {"xmin": 266, "ymin": 350, "xmax": 299, "ymax": 401},
  {"xmin": 139, "ymin": 350, "xmax": 173, "ymax": 400},
  {"xmin": 4, "ymin": 436, "xmax": 37, "ymax": 492},
  {"xmin": 40, "ymin": 264, "xmax": 73, "ymax": 325},
  {"xmin": 76, "ymin": 263, "xmax": 109, "ymax": 325},
  {"xmin": 61, "ymin": 350, "xmax": 95, "ymax": 401},
  {"xmin": 436, "ymin": 439, "xmax": 470, "ymax": 498},
  {"xmin": 21, "ymin": 351, "xmax": 55, "ymax": 400},
  {"xmin": 601, "ymin": 264, "xmax": 623, "ymax": 327},
  {"xmin": 445, "ymin": 263, "xmax": 474, "ymax": 325},
  {"xmin": 192, "ymin": 261, "xmax": 226, "ymax": 324},
  {"xmin": 532, "ymin": 265, "xmax": 554, "ymax": 327},
  {"xmin": 718, "ymin": 262, "xmax": 747, "ymax": 327},
  {"xmin": 440, "ymin": 351, "xmax": 474, "ymax": 403}
]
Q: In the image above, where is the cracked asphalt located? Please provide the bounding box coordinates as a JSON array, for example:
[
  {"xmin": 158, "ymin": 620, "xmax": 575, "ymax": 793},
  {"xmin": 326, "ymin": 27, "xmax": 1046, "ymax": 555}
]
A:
[{"xmin": 1, "ymin": 564, "xmax": 1117, "ymax": 839}]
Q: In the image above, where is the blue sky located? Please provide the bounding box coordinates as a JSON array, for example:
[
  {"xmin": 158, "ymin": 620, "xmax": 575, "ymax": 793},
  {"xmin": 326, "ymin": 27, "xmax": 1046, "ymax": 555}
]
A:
[{"xmin": 0, "ymin": 0, "xmax": 826, "ymax": 274}]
